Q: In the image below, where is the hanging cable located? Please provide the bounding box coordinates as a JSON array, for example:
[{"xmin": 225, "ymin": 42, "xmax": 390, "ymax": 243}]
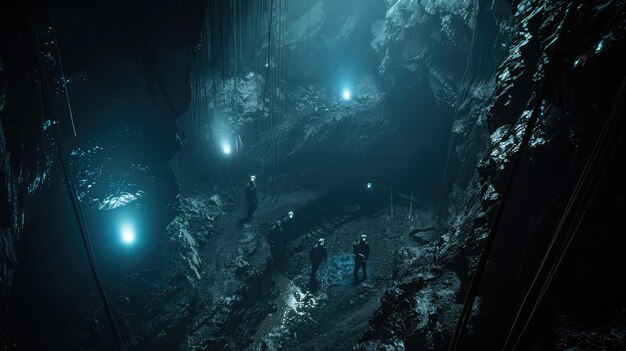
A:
[
  {"xmin": 27, "ymin": 1, "xmax": 126, "ymax": 349},
  {"xmin": 510, "ymin": 124, "xmax": 623, "ymax": 351},
  {"xmin": 500, "ymin": 3, "xmax": 626, "ymax": 347},
  {"xmin": 45, "ymin": 0, "xmax": 78, "ymax": 137},
  {"xmin": 262, "ymin": 0, "xmax": 276, "ymax": 200},
  {"xmin": 234, "ymin": 0, "xmax": 239, "ymax": 157},
  {"xmin": 274, "ymin": 0, "xmax": 287, "ymax": 202},
  {"xmin": 447, "ymin": 3, "xmax": 578, "ymax": 350},
  {"xmin": 262, "ymin": 0, "xmax": 273, "ymax": 103},
  {"xmin": 502, "ymin": 76, "xmax": 625, "ymax": 350}
]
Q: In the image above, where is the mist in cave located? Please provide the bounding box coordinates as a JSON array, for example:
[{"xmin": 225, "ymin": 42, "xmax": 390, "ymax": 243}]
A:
[{"xmin": 1, "ymin": 0, "xmax": 625, "ymax": 350}]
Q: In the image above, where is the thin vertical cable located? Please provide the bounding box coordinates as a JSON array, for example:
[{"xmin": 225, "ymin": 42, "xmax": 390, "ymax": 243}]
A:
[{"xmin": 46, "ymin": 0, "xmax": 78, "ymax": 136}]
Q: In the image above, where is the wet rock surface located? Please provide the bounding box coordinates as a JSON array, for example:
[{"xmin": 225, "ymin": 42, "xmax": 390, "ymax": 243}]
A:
[
  {"xmin": 0, "ymin": 54, "xmax": 16, "ymax": 348},
  {"xmin": 555, "ymin": 311, "xmax": 626, "ymax": 351},
  {"xmin": 356, "ymin": 217, "xmax": 479, "ymax": 351},
  {"xmin": 1, "ymin": 0, "xmax": 204, "ymax": 347},
  {"xmin": 2, "ymin": 0, "xmax": 626, "ymax": 350},
  {"xmin": 77, "ymin": 189, "xmax": 275, "ymax": 350},
  {"xmin": 253, "ymin": 201, "xmax": 436, "ymax": 351},
  {"xmin": 351, "ymin": 0, "xmax": 626, "ymax": 350},
  {"xmin": 95, "ymin": 1, "xmax": 626, "ymax": 349},
  {"xmin": 1, "ymin": 44, "xmax": 53, "ymax": 350}
]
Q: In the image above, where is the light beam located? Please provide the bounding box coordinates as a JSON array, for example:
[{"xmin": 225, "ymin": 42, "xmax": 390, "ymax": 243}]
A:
[
  {"xmin": 121, "ymin": 224, "xmax": 135, "ymax": 245},
  {"xmin": 342, "ymin": 88, "xmax": 351, "ymax": 101},
  {"xmin": 222, "ymin": 144, "xmax": 232, "ymax": 155}
]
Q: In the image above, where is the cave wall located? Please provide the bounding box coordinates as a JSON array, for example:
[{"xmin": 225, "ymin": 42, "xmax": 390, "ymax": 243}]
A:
[
  {"xmin": 1, "ymin": 0, "xmax": 624, "ymax": 350},
  {"xmin": 358, "ymin": 0, "xmax": 626, "ymax": 350},
  {"xmin": 0, "ymin": 0, "xmax": 52, "ymax": 320},
  {"xmin": 468, "ymin": 0, "xmax": 626, "ymax": 349},
  {"xmin": 0, "ymin": 53, "xmax": 21, "ymax": 349},
  {"xmin": 0, "ymin": 52, "xmax": 11, "ymax": 314},
  {"xmin": 185, "ymin": 0, "xmax": 511, "ymax": 200},
  {"xmin": 0, "ymin": 0, "xmax": 206, "ymax": 348}
]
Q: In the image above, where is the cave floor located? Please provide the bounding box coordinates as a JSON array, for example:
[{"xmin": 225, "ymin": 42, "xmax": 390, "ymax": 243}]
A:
[
  {"xmin": 234, "ymin": 194, "xmax": 432, "ymax": 350},
  {"xmin": 252, "ymin": 214, "xmax": 401, "ymax": 351},
  {"xmin": 176, "ymin": 182, "xmax": 433, "ymax": 350}
]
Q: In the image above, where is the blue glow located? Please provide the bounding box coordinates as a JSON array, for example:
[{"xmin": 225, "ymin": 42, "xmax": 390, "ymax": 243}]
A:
[
  {"xmin": 366, "ymin": 182, "xmax": 372, "ymax": 189},
  {"xmin": 342, "ymin": 88, "xmax": 351, "ymax": 101},
  {"xmin": 222, "ymin": 144, "xmax": 232, "ymax": 155},
  {"xmin": 318, "ymin": 252, "xmax": 375, "ymax": 287},
  {"xmin": 121, "ymin": 224, "xmax": 135, "ymax": 245}
]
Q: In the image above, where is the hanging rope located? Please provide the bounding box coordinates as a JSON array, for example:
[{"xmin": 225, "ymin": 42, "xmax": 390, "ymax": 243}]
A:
[
  {"xmin": 234, "ymin": 0, "xmax": 239, "ymax": 157},
  {"xmin": 45, "ymin": 0, "xmax": 78, "ymax": 137},
  {"xmin": 509, "ymin": 103, "xmax": 624, "ymax": 351},
  {"xmin": 261, "ymin": 0, "xmax": 278, "ymax": 200},
  {"xmin": 502, "ymin": 76, "xmax": 625, "ymax": 350},
  {"xmin": 191, "ymin": 0, "xmax": 282, "ymax": 201},
  {"xmin": 448, "ymin": 3, "xmax": 578, "ymax": 350},
  {"xmin": 28, "ymin": 1, "xmax": 126, "ymax": 349},
  {"xmin": 262, "ymin": 0, "xmax": 274, "ymax": 111},
  {"xmin": 276, "ymin": 0, "xmax": 287, "ymax": 201},
  {"xmin": 500, "ymin": 4, "xmax": 626, "ymax": 349}
]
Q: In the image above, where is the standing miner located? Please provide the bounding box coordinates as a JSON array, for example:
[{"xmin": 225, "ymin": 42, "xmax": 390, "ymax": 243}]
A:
[
  {"xmin": 353, "ymin": 234, "xmax": 370, "ymax": 280},
  {"xmin": 245, "ymin": 175, "xmax": 258, "ymax": 220},
  {"xmin": 310, "ymin": 238, "xmax": 328, "ymax": 281}
]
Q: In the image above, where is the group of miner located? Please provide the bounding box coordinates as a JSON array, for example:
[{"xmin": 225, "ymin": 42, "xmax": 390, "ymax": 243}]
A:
[
  {"xmin": 244, "ymin": 175, "xmax": 372, "ymax": 283},
  {"xmin": 309, "ymin": 234, "xmax": 370, "ymax": 283}
]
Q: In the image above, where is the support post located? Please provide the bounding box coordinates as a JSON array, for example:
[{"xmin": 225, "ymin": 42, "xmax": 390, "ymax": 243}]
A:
[
  {"xmin": 408, "ymin": 192, "xmax": 414, "ymax": 220},
  {"xmin": 390, "ymin": 188, "xmax": 394, "ymax": 219}
]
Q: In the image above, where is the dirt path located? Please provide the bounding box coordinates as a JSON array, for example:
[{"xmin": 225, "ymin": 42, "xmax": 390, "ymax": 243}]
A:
[
  {"xmin": 250, "ymin": 206, "xmax": 432, "ymax": 351},
  {"xmin": 184, "ymin": 182, "xmax": 431, "ymax": 351}
]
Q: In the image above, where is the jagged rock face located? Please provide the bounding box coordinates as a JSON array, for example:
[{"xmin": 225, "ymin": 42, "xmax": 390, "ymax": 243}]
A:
[
  {"xmin": 0, "ymin": 30, "xmax": 52, "ymax": 325},
  {"xmin": 77, "ymin": 192, "xmax": 274, "ymax": 350},
  {"xmin": 0, "ymin": 56, "xmax": 12, "ymax": 305},
  {"xmin": 2, "ymin": 0, "xmax": 625, "ymax": 350},
  {"xmin": 360, "ymin": 250, "xmax": 465, "ymax": 351},
  {"xmin": 193, "ymin": 0, "xmax": 505, "ymax": 197},
  {"xmin": 0, "ymin": 57, "xmax": 19, "ymax": 347},
  {"xmin": 0, "ymin": 36, "xmax": 50, "ymax": 308},
  {"xmin": 283, "ymin": 0, "xmax": 385, "ymax": 83},
  {"xmin": 0, "ymin": 0, "xmax": 207, "ymax": 348},
  {"xmin": 344, "ymin": 1, "xmax": 512, "ymax": 347},
  {"xmin": 359, "ymin": 0, "xmax": 626, "ymax": 350},
  {"xmin": 0, "ymin": 5, "xmax": 58, "ymax": 342},
  {"xmin": 467, "ymin": 1, "xmax": 626, "ymax": 348},
  {"xmin": 555, "ymin": 312, "xmax": 626, "ymax": 350},
  {"xmin": 372, "ymin": 0, "xmax": 472, "ymax": 100}
]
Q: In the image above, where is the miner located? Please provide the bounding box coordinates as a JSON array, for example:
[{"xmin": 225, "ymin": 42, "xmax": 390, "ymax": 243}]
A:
[
  {"xmin": 353, "ymin": 234, "xmax": 370, "ymax": 280},
  {"xmin": 310, "ymin": 238, "xmax": 328, "ymax": 281},
  {"xmin": 245, "ymin": 175, "xmax": 258, "ymax": 219},
  {"xmin": 280, "ymin": 211, "xmax": 295, "ymax": 232}
]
